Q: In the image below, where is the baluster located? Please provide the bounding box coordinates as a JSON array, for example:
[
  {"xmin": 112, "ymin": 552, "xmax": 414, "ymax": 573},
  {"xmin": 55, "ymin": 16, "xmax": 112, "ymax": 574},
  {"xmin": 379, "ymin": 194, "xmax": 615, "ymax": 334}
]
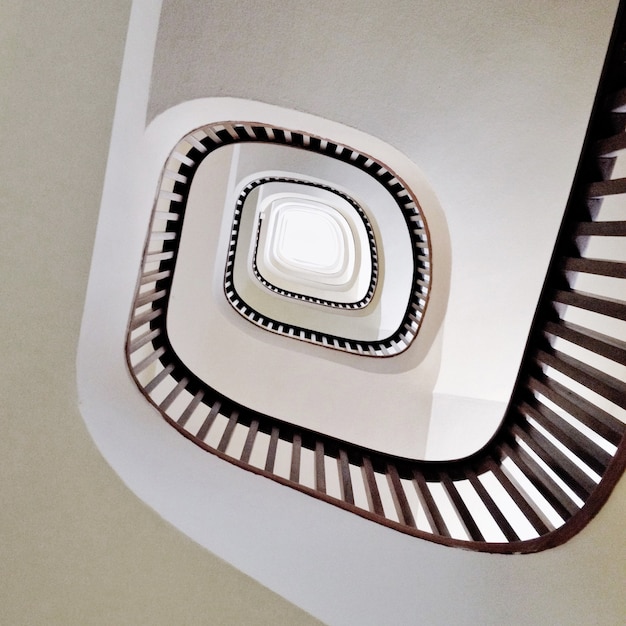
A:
[
  {"xmin": 132, "ymin": 346, "xmax": 165, "ymax": 373},
  {"xmin": 484, "ymin": 456, "xmax": 551, "ymax": 535},
  {"xmin": 338, "ymin": 449, "xmax": 354, "ymax": 505},
  {"xmin": 440, "ymin": 474, "xmax": 484, "ymax": 541},
  {"xmin": 159, "ymin": 377, "xmax": 188, "ymax": 411},
  {"xmin": 387, "ymin": 464, "xmax": 416, "ymax": 527},
  {"xmin": 543, "ymin": 320, "xmax": 626, "ymax": 366},
  {"xmin": 177, "ymin": 391, "xmax": 204, "ymax": 427},
  {"xmin": 290, "ymin": 434, "xmax": 302, "ymax": 483},
  {"xmin": 314, "ymin": 441, "xmax": 326, "ymax": 494},
  {"xmin": 536, "ymin": 349, "xmax": 626, "ymax": 409},
  {"xmin": 196, "ymin": 402, "xmax": 221, "ymax": 441},
  {"xmin": 217, "ymin": 411, "xmax": 239, "ymax": 453},
  {"xmin": 144, "ymin": 363, "xmax": 175, "ymax": 394},
  {"xmin": 528, "ymin": 376, "xmax": 624, "ymax": 444},
  {"xmin": 240, "ymin": 419, "xmax": 259, "ymax": 464},
  {"xmin": 501, "ymin": 441, "xmax": 579, "ymax": 520},
  {"xmin": 411, "ymin": 471, "xmax": 450, "ymax": 537},
  {"xmin": 361, "ymin": 456, "xmax": 384, "ymax": 516},
  {"xmin": 128, "ymin": 327, "xmax": 160, "ymax": 354},
  {"xmin": 519, "ymin": 397, "xmax": 610, "ymax": 475},
  {"xmin": 511, "ymin": 422, "xmax": 596, "ymax": 499},
  {"xmin": 465, "ymin": 468, "xmax": 520, "ymax": 542},
  {"xmin": 265, "ymin": 427, "xmax": 280, "ymax": 473}
]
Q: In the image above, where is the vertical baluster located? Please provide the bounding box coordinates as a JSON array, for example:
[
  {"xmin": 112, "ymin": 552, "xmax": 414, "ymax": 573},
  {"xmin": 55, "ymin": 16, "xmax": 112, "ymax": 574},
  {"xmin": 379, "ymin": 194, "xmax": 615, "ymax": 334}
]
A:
[
  {"xmin": 144, "ymin": 363, "xmax": 175, "ymax": 394},
  {"xmin": 501, "ymin": 441, "xmax": 578, "ymax": 520},
  {"xmin": 196, "ymin": 401, "xmax": 221, "ymax": 440},
  {"xmin": 511, "ymin": 421, "xmax": 596, "ymax": 499},
  {"xmin": 177, "ymin": 390, "xmax": 204, "ymax": 427},
  {"xmin": 290, "ymin": 434, "xmax": 302, "ymax": 483},
  {"xmin": 521, "ymin": 389, "xmax": 611, "ymax": 475},
  {"xmin": 338, "ymin": 449, "xmax": 354, "ymax": 505},
  {"xmin": 217, "ymin": 411, "xmax": 239, "ymax": 453},
  {"xmin": 465, "ymin": 468, "xmax": 520, "ymax": 542},
  {"xmin": 361, "ymin": 456, "xmax": 384, "ymax": 516},
  {"xmin": 440, "ymin": 474, "xmax": 485, "ymax": 541},
  {"xmin": 132, "ymin": 346, "xmax": 165, "ymax": 374},
  {"xmin": 129, "ymin": 307, "xmax": 163, "ymax": 331},
  {"xmin": 265, "ymin": 427, "xmax": 280, "ymax": 473},
  {"xmin": 314, "ymin": 441, "xmax": 326, "ymax": 494},
  {"xmin": 387, "ymin": 464, "xmax": 416, "ymax": 527},
  {"xmin": 239, "ymin": 419, "xmax": 259, "ymax": 464},
  {"xmin": 485, "ymin": 456, "xmax": 551, "ymax": 535},
  {"xmin": 159, "ymin": 377, "xmax": 188, "ymax": 411},
  {"xmin": 128, "ymin": 327, "xmax": 160, "ymax": 354},
  {"xmin": 412, "ymin": 470, "xmax": 450, "ymax": 537},
  {"xmin": 531, "ymin": 376, "xmax": 624, "ymax": 445}
]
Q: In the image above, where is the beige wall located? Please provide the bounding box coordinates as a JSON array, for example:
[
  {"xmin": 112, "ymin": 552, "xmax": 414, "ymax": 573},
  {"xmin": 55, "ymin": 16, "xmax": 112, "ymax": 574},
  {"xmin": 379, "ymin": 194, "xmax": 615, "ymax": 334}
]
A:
[{"xmin": 0, "ymin": 2, "xmax": 318, "ymax": 623}]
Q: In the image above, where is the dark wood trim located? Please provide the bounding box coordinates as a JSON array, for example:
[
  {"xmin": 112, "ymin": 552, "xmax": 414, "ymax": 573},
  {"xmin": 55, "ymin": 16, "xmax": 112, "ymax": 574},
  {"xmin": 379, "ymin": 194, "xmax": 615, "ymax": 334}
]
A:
[
  {"xmin": 362, "ymin": 456, "xmax": 384, "ymax": 516},
  {"xmin": 412, "ymin": 471, "xmax": 450, "ymax": 538},
  {"xmin": 544, "ymin": 320, "xmax": 626, "ymax": 366},
  {"xmin": 338, "ymin": 449, "xmax": 354, "ymax": 505},
  {"xmin": 466, "ymin": 467, "xmax": 520, "ymax": 542},
  {"xmin": 314, "ymin": 441, "xmax": 326, "ymax": 494},
  {"xmin": 527, "ymin": 375, "xmax": 624, "ymax": 445},
  {"xmin": 264, "ymin": 427, "xmax": 279, "ymax": 473},
  {"xmin": 553, "ymin": 289, "xmax": 626, "ymax": 320},
  {"xmin": 518, "ymin": 397, "xmax": 611, "ymax": 475},
  {"xmin": 440, "ymin": 474, "xmax": 485, "ymax": 542},
  {"xmin": 575, "ymin": 220, "xmax": 626, "ymax": 236},
  {"xmin": 387, "ymin": 464, "xmax": 416, "ymax": 527},
  {"xmin": 196, "ymin": 402, "xmax": 221, "ymax": 441},
  {"xmin": 290, "ymin": 434, "xmax": 302, "ymax": 483},
  {"xmin": 240, "ymin": 419, "xmax": 258, "ymax": 464},
  {"xmin": 536, "ymin": 349, "xmax": 626, "ymax": 409},
  {"xmin": 561, "ymin": 256, "xmax": 626, "ymax": 278}
]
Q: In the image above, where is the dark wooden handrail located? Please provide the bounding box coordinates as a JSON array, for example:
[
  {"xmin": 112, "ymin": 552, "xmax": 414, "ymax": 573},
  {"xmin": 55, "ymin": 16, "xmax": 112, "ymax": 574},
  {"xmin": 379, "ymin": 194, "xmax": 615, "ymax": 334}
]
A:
[
  {"xmin": 126, "ymin": 1, "xmax": 626, "ymax": 553},
  {"xmin": 236, "ymin": 175, "xmax": 379, "ymax": 310}
]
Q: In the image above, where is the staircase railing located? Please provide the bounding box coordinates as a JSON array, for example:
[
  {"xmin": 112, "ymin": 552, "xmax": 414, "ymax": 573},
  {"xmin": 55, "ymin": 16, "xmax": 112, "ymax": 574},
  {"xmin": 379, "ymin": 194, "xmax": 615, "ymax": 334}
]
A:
[{"xmin": 126, "ymin": 1, "xmax": 626, "ymax": 553}]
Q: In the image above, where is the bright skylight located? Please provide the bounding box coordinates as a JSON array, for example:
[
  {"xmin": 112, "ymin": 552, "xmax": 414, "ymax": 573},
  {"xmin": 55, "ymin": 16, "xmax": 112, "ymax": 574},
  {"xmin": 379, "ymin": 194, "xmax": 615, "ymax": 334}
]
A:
[
  {"xmin": 249, "ymin": 178, "xmax": 374, "ymax": 303},
  {"xmin": 272, "ymin": 200, "xmax": 347, "ymax": 274}
]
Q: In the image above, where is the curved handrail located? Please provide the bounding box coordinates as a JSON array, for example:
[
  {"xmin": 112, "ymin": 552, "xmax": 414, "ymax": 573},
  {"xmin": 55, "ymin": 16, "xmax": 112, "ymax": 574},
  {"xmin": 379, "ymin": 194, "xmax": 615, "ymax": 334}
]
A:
[
  {"xmin": 126, "ymin": 1, "xmax": 626, "ymax": 553},
  {"xmin": 237, "ymin": 175, "xmax": 379, "ymax": 309},
  {"xmin": 160, "ymin": 123, "xmax": 431, "ymax": 357}
]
